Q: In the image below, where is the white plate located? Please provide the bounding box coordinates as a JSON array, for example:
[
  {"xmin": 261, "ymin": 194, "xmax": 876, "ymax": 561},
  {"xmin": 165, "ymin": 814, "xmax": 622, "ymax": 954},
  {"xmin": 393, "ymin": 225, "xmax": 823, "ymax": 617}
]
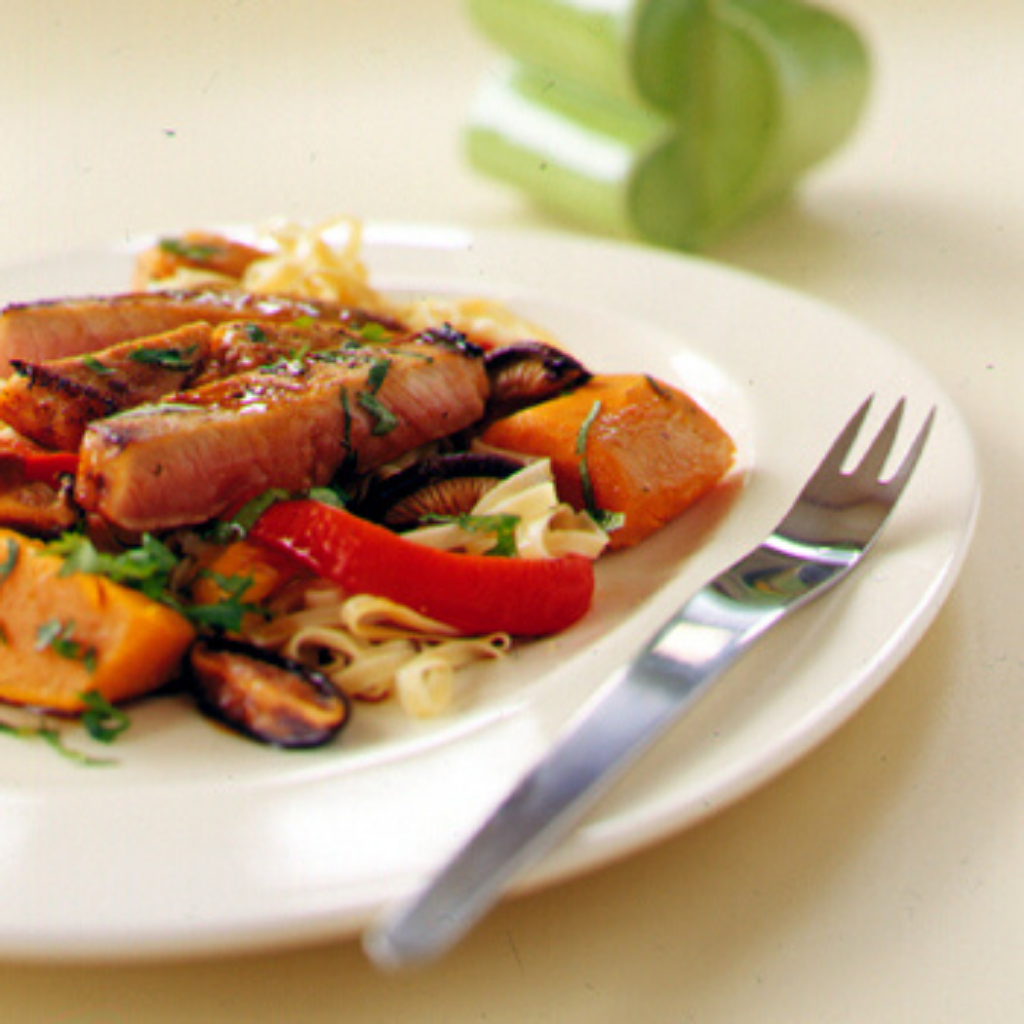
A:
[{"xmin": 0, "ymin": 225, "xmax": 977, "ymax": 962}]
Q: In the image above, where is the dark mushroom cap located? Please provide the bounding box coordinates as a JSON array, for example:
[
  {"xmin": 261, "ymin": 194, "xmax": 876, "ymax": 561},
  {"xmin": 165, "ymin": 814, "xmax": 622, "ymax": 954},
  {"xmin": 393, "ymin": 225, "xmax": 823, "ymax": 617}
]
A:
[
  {"xmin": 189, "ymin": 636, "xmax": 350, "ymax": 749},
  {"xmin": 484, "ymin": 341, "xmax": 591, "ymax": 420},
  {"xmin": 354, "ymin": 451, "xmax": 526, "ymax": 529}
]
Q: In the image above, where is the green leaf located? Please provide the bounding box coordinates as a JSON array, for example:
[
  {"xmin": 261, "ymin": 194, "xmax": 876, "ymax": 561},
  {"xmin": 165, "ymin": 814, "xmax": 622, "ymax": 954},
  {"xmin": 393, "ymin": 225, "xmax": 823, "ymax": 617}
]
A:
[
  {"xmin": 350, "ymin": 321, "xmax": 393, "ymax": 344},
  {"xmin": 0, "ymin": 537, "xmax": 19, "ymax": 582},
  {"xmin": 358, "ymin": 391, "xmax": 399, "ymax": 436},
  {"xmin": 129, "ymin": 345, "xmax": 198, "ymax": 371},
  {"xmin": 575, "ymin": 401, "xmax": 625, "ymax": 533},
  {"xmin": 158, "ymin": 237, "xmax": 220, "ymax": 262},
  {"xmin": 79, "ymin": 691, "xmax": 131, "ymax": 744},
  {"xmin": 82, "ymin": 355, "xmax": 115, "ymax": 375},
  {"xmin": 34, "ymin": 619, "xmax": 98, "ymax": 672},
  {"xmin": 366, "ymin": 357, "xmax": 391, "ymax": 394},
  {"xmin": 205, "ymin": 488, "xmax": 291, "ymax": 544},
  {"xmin": 184, "ymin": 572, "xmax": 258, "ymax": 633},
  {"xmin": 51, "ymin": 532, "xmax": 179, "ymax": 601},
  {"xmin": 422, "ymin": 512, "xmax": 522, "ymax": 557},
  {"xmin": 0, "ymin": 719, "xmax": 117, "ymax": 767}
]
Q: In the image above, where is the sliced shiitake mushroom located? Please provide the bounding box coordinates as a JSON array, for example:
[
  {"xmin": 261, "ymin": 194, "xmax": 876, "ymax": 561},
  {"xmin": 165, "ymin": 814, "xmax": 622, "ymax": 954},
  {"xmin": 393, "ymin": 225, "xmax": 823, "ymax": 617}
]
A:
[
  {"xmin": 354, "ymin": 452, "xmax": 525, "ymax": 529},
  {"xmin": 189, "ymin": 637, "xmax": 349, "ymax": 749},
  {"xmin": 484, "ymin": 341, "xmax": 591, "ymax": 420}
]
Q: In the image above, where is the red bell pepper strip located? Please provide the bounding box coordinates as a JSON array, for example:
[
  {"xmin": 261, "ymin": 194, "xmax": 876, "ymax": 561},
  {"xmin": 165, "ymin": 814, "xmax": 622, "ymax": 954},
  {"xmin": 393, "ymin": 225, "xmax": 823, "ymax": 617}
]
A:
[
  {"xmin": 20, "ymin": 451, "xmax": 80, "ymax": 485},
  {"xmin": 249, "ymin": 499, "xmax": 595, "ymax": 637},
  {"xmin": 0, "ymin": 434, "xmax": 79, "ymax": 487}
]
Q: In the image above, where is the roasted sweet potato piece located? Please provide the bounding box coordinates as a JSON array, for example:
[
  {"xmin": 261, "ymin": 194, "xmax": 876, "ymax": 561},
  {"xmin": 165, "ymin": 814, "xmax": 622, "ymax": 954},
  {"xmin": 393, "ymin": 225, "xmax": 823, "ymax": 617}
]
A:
[
  {"xmin": 190, "ymin": 539, "xmax": 299, "ymax": 607},
  {"xmin": 0, "ymin": 529, "xmax": 195, "ymax": 713},
  {"xmin": 132, "ymin": 231, "xmax": 268, "ymax": 289},
  {"xmin": 480, "ymin": 374, "xmax": 734, "ymax": 549}
]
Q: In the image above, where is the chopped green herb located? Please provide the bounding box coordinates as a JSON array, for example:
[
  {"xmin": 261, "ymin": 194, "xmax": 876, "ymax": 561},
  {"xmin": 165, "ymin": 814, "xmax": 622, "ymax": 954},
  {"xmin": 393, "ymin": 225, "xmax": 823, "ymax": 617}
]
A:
[
  {"xmin": 241, "ymin": 323, "xmax": 268, "ymax": 343},
  {"xmin": 79, "ymin": 691, "xmax": 131, "ymax": 744},
  {"xmin": 575, "ymin": 401, "xmax": 625, "ymax": 534},
  {"xmin": 185, "ymin": 572, "xmax": 257, "ymax": 633},
  {"xmin": 0, "ymin": 719, "xmax": 117, "ymax": 767},
  {"xmin": 51, "ymin": 532, "xmax": 179, "ymax": 602},
  {"xmin": 366, "ymin": 357, "xmax": 391, "ymax": 394},
  {"xmin": 0, "ymin": 538, "xmax": 19, "ymax": 582},
  {"xmin": 337, "ymin": 388, "xmax": 358, "ymax": 476},
  {"xmin": 423, "ymin": 512, "xmax": 521, "ymax": 557},
  {"xmin": 34, "ymin": 619, "xmax": 97, "ymax": 672},
  {"xmin": 307, "ymin": 486, "xmax": 347, "ymax": 509},
  {"xmin": 129, "ymin": 345, "xmax": 198, "ymax": 371},
  {"xmin": 158, "ymin": 237, "xmax": 220, "ymax": 262},
  {"xmin": 82, "ymin": 355, "xmax": 115, "ymax": 375},
  {"xmin": 351, "ymin": 321, "xmax": 392, "ymax": 344},
  {"xmin": 644, "ymin": 374, "xmax": 671, "ymax": 400},
  {"xmin": 205, "ymin": 488, "xmax": 291, "ymax": 544},
  {"xmin": 357, "ymin": 391, "xmax": 398, "ymax": 436},
  {"xmin": 289, "ymin": 315, "xmax": 317, "ymax": 331}
]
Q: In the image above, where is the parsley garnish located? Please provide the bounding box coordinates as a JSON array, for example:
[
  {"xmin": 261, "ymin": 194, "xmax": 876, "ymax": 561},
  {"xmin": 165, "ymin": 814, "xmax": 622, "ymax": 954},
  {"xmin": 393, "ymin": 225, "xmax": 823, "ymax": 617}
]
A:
[
  {"xmin": 0, "ymin": 538, "xmax": 19, "ymax": 582},
  {"xmin": 358, "ymin": 391, "xmax": 398, "ymax": 436},
  {"xmin": 366, "ymin": 357, "xmax": 391, "ymax": 394},
  {"xmin": 129, "ymin": 345, "xmax": 198, "ymax": 372},
  {"xmin": 82, "ymin": 355, "xmax": 115, "ymax": 375},
  {"xmin": 307, "ymin": 486, "xmax": 347, "ymax": 509},
  {"xmin": 575, "ymin": 401, "xmax": 625, "ymax": 533},
  {"xmin": 185, "ymin": 572, "xmax": 257, "ymax": 633},
  {"xmin": 645, "ymin": 374, "xmax": 671, "ymax": 400},
  {"xmin": 351, "ymin": 321, "xmax": 392, "ymax": 344},
  {"xmin": 241, "ymin": 323, "xmax": 268, "ymax": 343},
  {"xmin": 0, "ymin": 719, "xmax": 116, "ymax": 767},
  {"xmin": 35, "ymin": 619, "xmax": 97, "ymax": 673},
  {"xmin": 205, "ymin": 488, "xmax": 290, "ymax": 544},
  {"xmin": 423, "ymin": 512, "xmax": 521, "ymax": 557},
  {"xmin": 51, "ymin": 533, "xmax": 179, "ymax": 602},
  {"xmin": 80, "ymin": 691, "xmax": 131, "ymax": 744},
  {"xmin": 158, "ymin": 238, "xmax": 220, "ymax": 262}
]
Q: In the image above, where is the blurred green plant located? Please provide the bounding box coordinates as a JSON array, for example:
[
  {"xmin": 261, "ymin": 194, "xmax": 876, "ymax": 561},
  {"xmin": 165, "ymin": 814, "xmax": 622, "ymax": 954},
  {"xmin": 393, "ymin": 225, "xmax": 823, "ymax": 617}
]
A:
[{"xmin": 465, "ymin": 0, "xmax": 870, "ymax": 249}]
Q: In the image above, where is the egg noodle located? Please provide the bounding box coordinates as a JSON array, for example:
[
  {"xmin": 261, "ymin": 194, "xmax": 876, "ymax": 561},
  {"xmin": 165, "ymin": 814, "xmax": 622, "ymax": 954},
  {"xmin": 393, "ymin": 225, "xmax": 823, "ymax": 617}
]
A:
[
  {"xmin": 155, "ymin": 217, "xmax": 554, "ymax": 349},
  {"xmin": 190, "ymin": 218, "xmax": 609, "ymax": 718},
  {"xmin": 242, "ymin": 457, "xmax": 606, "ymax": 718}
]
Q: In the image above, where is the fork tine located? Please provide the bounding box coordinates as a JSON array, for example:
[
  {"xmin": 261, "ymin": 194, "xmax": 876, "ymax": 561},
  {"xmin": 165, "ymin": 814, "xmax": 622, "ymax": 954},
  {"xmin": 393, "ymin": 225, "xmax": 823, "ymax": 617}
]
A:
[
  {"xmin": 885, "ymin": 405, "xmax": 936, "ymax": 496},
  {"xmin": 853, "ymin": 398, "xmax": 906, "ymax": 482},
  {"xmin": 807, "ymin": 394, "xmax": 875, "ymax": 486}
]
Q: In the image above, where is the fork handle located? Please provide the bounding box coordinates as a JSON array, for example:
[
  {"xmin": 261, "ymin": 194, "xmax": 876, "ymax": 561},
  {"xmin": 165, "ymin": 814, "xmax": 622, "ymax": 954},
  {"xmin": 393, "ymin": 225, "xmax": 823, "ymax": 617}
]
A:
[{"xmin": 363, "ymin": 563, "xmax": 796, "ymax": 969}]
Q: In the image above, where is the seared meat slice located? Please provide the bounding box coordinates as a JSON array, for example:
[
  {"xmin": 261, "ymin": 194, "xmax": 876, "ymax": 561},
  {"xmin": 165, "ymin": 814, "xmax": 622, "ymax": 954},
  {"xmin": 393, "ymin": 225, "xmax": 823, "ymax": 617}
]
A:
[
  {"xmin": 0, "ymin": 288, "xmax": 399, "ymax": 373},
  {"xmin": 75, "ymin": 334, "xmax": 489, "ymax": 532},
  {"xmin": 0, "ymin": 323, "xmax": 214, "ymax": 451},
  {"xmin": 196, "ymin": 319, "xmax": 386, "ymax": 383},
  {"xmin": 0, "ymin": 319, "xmax": 381, "ymax": 452}
]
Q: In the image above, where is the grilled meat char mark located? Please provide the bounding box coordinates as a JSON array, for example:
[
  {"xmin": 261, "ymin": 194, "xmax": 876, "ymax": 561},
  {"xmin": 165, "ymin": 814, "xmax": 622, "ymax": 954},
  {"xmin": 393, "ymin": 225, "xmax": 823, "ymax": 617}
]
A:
[
  {"xmin": 0, "ymin": 323, "xmax": 214, "ymax": 452},
  {"xmin": 75, "ymin": 332, "xmax": 490, "ymax": 533},
  {"xmin": 0, "ymin": 319, "xmax": 383, "ymax": 453},
  {"xmin": 0, "ymin": 288, "xmax": 401, "ymax": 375}
]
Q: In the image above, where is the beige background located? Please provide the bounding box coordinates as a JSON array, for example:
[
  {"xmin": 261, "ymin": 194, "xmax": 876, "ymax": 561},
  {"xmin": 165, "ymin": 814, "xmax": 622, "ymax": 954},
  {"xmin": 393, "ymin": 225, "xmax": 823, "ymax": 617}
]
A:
[{"xmin": 0, "ymin": 1, "xmax": 1021, "ymax": 1020}]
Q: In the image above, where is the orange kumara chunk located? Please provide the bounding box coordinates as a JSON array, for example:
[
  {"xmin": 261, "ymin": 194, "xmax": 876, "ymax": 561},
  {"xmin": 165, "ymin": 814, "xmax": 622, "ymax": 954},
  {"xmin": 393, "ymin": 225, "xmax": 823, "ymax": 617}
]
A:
[
  {"xmin": 0, "ymin": 529, "xmax": 195, "ymax": 713},
  {"xmin": 190, "ymin": 539, "xmax": 300, "ymax": 607},
  {"xmin": 480, "ymin": 374, "xmax": 735, "ymax": 549}
]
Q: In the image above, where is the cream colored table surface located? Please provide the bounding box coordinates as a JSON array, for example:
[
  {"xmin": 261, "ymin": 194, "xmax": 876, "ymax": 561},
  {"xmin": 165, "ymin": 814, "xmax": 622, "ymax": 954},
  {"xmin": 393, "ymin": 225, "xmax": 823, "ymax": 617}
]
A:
[{"xmin": 0, "ymin": 1, "xmax": 1020, "ymax": 1020}]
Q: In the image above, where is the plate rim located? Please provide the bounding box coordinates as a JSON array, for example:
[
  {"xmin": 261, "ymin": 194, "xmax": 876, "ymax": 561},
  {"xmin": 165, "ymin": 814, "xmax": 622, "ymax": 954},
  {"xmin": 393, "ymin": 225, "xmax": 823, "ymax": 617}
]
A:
[{"xmin": 0, "ymin": 222, "xmax": 980, "ymax": 962}]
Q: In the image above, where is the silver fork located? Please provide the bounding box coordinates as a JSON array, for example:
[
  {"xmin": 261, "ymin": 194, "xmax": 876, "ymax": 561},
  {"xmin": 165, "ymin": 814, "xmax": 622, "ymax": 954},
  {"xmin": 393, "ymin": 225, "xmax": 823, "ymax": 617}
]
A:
[{"xmin": 364, "ymin": 395, "xmax": 935, "ymax": 969}]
